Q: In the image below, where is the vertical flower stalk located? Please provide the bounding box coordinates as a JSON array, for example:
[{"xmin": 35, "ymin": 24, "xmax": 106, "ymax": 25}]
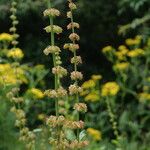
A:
[
  {"xmin": 43, "ymin": 0, "xmax": 68, "ymax": 149},
  {"xmin": 8, "ymin": 1, "xmax": 36, "ymax": 150},
  {"xmin": 65, "ymin": 0, "xmax": 87, "ymax": 143},
  {"xmin": 43, "ymin": 0, "xmax": 66, "ymax": 117},
  {"xmin": 106, "ymin": 97, "xmax": 119, "ymax": 139},
  {"xmin": 10, "ymin": 1, "xmax": 19, "ymax": 48}
]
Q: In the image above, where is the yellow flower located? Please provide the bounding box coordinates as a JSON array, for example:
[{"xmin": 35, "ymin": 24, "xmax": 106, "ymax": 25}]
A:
[
  {"xmin": 0, "ymin": 63, "xmax": 27, "ymax": 85},
  {"xmin": 127, "ymin": 48, "xmax": 145, "ymax": 57},
  {"xmin": 0, "ymin": 33, "xmax": 13, "ymax": 41},
  {"xmin": 87, "ymin": 128, "xmax": 102, "ymax": 141},
  {"xmin": 125, "ymin": 37, "xmax": 141, "ymax": 46},
  {"xmin": 118, "ymin": 45, "xmax": 127, "ymax": 51},
  {"xmin": 85, "ymin": 91, "xmax": 100, "ymax": 102},
  {"xmin": 139, "ymin": 92, "xmax": 150, "ymax": 102},
  {"xmin": 101, "ymin": 82, "xmax": 120, "ymax": 96},
  {"xmin": 7, "ymin": 48, "xmax": 24, "ymax": 59},
  {"xmin": 91, "ymin": 75, "xmax": 102, "ymax": 81},
  {"xmin": 82, "ymin": 80, "xmax": 95, "ymax": 89},
  {"xmin": 115, "ymin": 51, "xmax": 126, "ymax": 61},
  {"xmin": 102, "ymin": 46, "xmax": 113, "ymax": 53},
  {"xmin": 113, "ymin": 62, "xmax": 129, "ymax": 71},
  {"xmin": 27, "ymin": 88, "xmax": 44, "ymax": 99}
]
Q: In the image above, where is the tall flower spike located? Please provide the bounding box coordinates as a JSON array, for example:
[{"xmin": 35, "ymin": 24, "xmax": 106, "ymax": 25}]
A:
[
  {"xmin": 10, "ymin": 1, "xmax": 19, "ymax": 47},
  {"xmin": 43, "ymin": 0, "xmax": 69, "ymax": 149},
  {"xmin": 8, "ymin": 1, "xmax": 35, "ymax": 149},
  {"xmin": 43, "ymin": 0, "xmax": 66, "ymax": 118},
  {"xmin": 66, "ymin": 0, "xmax": 88, "ymax": 147}
]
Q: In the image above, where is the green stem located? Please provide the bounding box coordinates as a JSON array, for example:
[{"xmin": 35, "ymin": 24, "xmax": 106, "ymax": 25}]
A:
[
  {"xmin": 70, "ymin": 10, "xmax": 80, "ymax": 142},
  {"xmin": 47, "ymin": 0, "xmax": 59, "ymax": 117}
]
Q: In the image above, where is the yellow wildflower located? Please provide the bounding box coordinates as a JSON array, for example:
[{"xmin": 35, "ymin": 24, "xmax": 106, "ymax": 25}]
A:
[
  {"xmin": 127, "ymin": 48, "xmax": 145, "ymax": 57},
  {"xmin": 91, "ymin": 75, "xmax": 102, "ymax": 81},
  {"xmin": 125, "ymin": 37, "xmax": 141, "ymax": 46},
  {"xmin": 102, "ymin": 46, "xmax": 113, "ymax": 53},
  {"xmin": 139, "ymin": 92, "xmax": 150, "ymax": 102},
  {"xmin": 114, "ymin": 62, "xmax": 129, "ymax": 71},
  {"xmin": 101, "ymin": 82, "xmax": 120, "ymax": 96},
  {"xmin": 118, "ymin": 45, "xmax": 127, "ymax": 51},
  {"xmin": 0, "ymin": 33, "xmax": 13, "ymax": 41},
  {"xmin": 87, "ymin": 128, "xmax": 102, "ymax": 141},
  {"xmin": 85, "ymin": 91, "xmax": 100, "ymax": 102},
  {"xmin": 120, "ymin": 48, "xmax": 129, "ymax": 55},
  {"xmin": 82, "ymin": 80, "xmax": 95, "ymax": 89},
  {"xmin": 0, "ymin": 63, "xmax": 27, "ymax": 85},
  {"xmin": 115, "ymin": 46, "xmax": 128, "ymax": 61},
  {"xmin": 115, "ymin": 51, "xmax": 126, "ymax": 61},
  {"xmin": 7, "ymin": 48, "xmax": 24, "ymax": 59},
  {"xmin": 27, "ymin": 88, "xmax": 44, "ymax": 99}
]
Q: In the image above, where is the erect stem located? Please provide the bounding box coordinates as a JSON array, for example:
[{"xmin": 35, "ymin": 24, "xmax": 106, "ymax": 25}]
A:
[
  {"xmin": 70, "ymin": 10, "xmax": 80, "ymax": 142},
  {"xmin": 47, "ymin": 0, "xmax": 59, "ymax": 117}
]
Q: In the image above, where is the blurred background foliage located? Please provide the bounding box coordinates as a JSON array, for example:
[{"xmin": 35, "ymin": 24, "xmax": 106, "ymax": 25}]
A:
[{"xmin": 0, "ymin": 0, "xmax": 149, "ymax": 81}]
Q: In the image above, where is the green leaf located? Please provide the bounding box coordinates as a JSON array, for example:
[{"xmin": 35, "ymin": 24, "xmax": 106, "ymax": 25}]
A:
[{"xmin": 79, "ymin": 130, "xmax": 86, "ymax": 141}]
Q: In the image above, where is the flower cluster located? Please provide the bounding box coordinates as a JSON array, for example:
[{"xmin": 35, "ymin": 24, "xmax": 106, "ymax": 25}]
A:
[
  {"xmin": 7, "ymin": 48, "xmax": 24, "ymax": 59},
  {"xmin": 44, "ymin": 87, "xmax": 67, "ymax": 98},
  {"xmin": 66, "ymin": 1, "xmax": 88, "ymax": 148},
  {"xmin": 46, "ymin": 115, "xmax": 84, "ymax": 129},
  {"xmin": 101, "ymin": 82, "xmax": 120, "ymax": 97},
  {"xmin": 127, "ymin": 48, "xmax": 145, "ymax": 57},
  {"xmin": 0, "ymin": 33, "xmax": 13, "ymax": 41},
  {"xmin": 7, "ymin": 88, "xmax": 35, "ymax": 150},
  {"xmin": 87, "ymin": 128, "xmax": 102, "ymax": 141},
  {"xmin": 9, "ymin": 1, "xmax": 19, "ymax": 47},
  {"xmin": 113, "ymin": 62, "xmax": 129, "ymax": 71},
  {"xmin": 27, "ymin": 88, "xmax": 44, "ymax": 99},
  {"xmin": 81, "ymin": 75, "xmax": 102, "ymax": 102},
  {"xmin": 125, "ymin": 36, "xmax": 142, "ymax": 46},
  {"xmin": 0, "ymin": 63, "xmax": 27, "ymax": 85}
]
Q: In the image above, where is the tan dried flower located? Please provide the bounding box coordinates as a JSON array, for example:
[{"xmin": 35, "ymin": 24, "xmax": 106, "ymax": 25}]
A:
[
  {"xmin": 69, "ymin": 2, "xmax": 77, "ymax": 10},
  {"xmin": 43, "ymin": 45, "xmax": 60, "ymax": 55},
  {"xmin": 69, "ymin": 84, "xmax": 83, "ymax": 95},
  {"xmin": 64, "ymin": 43, "xmax": 79, "ymax": 52},
  {"xmin": 44, "ymin": 25, "xmax": 63, "ymax": 34},
  {"xmin": 74, "ymin": 103, "xmax": 87, "ymax": 112},
  {"xmin": 69, "ymin": 33, "xmax": 80, "ymax": 41},
  {"xmin": 71, "ymin": 56, "xmax": 82, "ymax": 64},
  {"xmin": 67, "ymin": 22, "xmax": 80, "ymax": 30},
  {"xmin": 43, "ymin": 8, "xmax": 60, "ymax": 17},
  {"xmin": 52, "ymin": 66, "xmax": 67, "ymax": 77},
  {"xmin": 71, "ymin": 71, "xmax": 83, "ymax": 80},
  {"xmin": 67, "ymin": 11, "xmax": 72, "ymax": 18}
]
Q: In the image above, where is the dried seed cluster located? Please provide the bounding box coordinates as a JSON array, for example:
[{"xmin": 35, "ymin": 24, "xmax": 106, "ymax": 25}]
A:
[
  {"xmin": 7, "ymin": 88, "xmax": 35, "ymax": 150},
  {"xmin": 66, "ymin": 0, "xmax": 88, "ymax": 148},
  {"xmin": 9, "ymin": 1, "xmax": 19, "ymax": 47}
]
